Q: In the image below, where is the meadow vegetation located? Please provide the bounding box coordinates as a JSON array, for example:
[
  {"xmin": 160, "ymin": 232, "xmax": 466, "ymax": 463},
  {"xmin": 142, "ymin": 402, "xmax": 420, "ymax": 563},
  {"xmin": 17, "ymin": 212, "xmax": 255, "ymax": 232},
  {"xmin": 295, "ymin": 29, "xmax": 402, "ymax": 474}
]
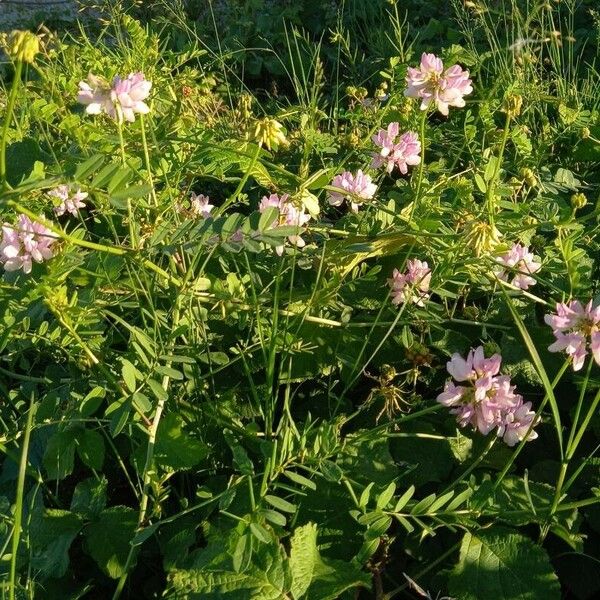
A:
[{"xmin": 1, "ymin": 0, "xmax": 600, "ymax": 598}]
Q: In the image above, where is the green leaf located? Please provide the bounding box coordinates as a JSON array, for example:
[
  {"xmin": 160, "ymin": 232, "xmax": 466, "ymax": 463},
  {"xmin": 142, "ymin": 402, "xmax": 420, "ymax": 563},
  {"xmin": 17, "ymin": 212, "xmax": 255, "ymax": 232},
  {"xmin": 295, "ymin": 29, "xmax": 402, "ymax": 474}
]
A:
[
  {"xmin": 79, "ymin": 386, "xmax": 105, "ymax": 417},
  {"xmin": 121, "ymin": 359, "xmax": 138, "ymax": 393},
  {"xmin": 70, "ymin": 477, "xmax": 107, "ymax": 519},
  {"xmin": 75, "ymin": 153, "xmax": 106, "ymax": 180},
  {"xmin": 76, "ymin": 428, "xmax": 105, "ymax": 471},
  {"xmin": 448, "ymin": 527, "xmax": 561, "ymax": 600},
  {"xmin": 83, "ymin": 506, "xmax": 138, "ymax": 579},
  {"xmin": 376, "ymin": 482, "xmax": 396, "ymax": 510},
  {"xmin": 305, "ymin": 555, "xmax": 371, "ymax": 600},
  {"xmin": 30, "ymin": 509, "xmax": 83, "ymax": 578},
  {"xmin": 153, "ymin": 413, "xmax": 209, "ymax": 470},
  {"xmin": 290, "ymin": 523, "xmax": 319, "ymax": 599},
  {"xmin": 43, "ymin": 429, "xmax": 77, "ymax": 480},
  {"xmin": 284, "ymin": 470, "xmax": 317, "ymax": 491},
  {"xmin": 264, "ymin": 494, "xmax": 297, "ymax": 514}
]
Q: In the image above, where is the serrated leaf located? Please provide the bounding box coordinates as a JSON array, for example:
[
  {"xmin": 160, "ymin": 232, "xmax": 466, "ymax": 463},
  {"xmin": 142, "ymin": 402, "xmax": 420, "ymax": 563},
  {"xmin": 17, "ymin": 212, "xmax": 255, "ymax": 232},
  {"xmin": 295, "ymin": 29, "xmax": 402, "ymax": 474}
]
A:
[
  {"xmin": 76, "ymin": 428, "xmax": 105, "ymax": 471},
  {"xmin": 448, "ymin": 527, "xmax": 561, "ymax": 600},
  {"xmin": 83, "ymin": 506, "xmax": 137, "ymax": 579},
  {"xmin": 290, "ymin": 523, "xmax": 318, "ymax": 599}
]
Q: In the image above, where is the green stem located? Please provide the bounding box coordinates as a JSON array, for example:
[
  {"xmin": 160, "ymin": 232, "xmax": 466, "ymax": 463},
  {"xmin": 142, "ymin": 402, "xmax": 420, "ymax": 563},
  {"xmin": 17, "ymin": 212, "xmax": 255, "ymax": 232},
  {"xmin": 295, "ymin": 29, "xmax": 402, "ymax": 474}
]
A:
[
  {"xmin": 411, "ymin": 109, "xmax": 428, "ymax": 217},
  {"xmin": 139, "ymin": 114, "xmax": 157, "ymax": 207},
  {"xmin": 219, "ymin": 142, "xmax": 262, "ymax": 215},
  {"xmin": 112, "ymin": 305, "xmax": 181, "ymax": 600},
  {"xmin": 567, "ymin": 387, "xmax": 600, "ymax": 461},
  {"xmin": 485, "ymin": 112, "xmax": 511, "ymax": 227},
  {"xmin": 1, "ymin": 60, "xmax": 23, "ymax": 190},
  {"xmin": 9, "ymin": 395, "xmax": 36, "ymax": 600}
]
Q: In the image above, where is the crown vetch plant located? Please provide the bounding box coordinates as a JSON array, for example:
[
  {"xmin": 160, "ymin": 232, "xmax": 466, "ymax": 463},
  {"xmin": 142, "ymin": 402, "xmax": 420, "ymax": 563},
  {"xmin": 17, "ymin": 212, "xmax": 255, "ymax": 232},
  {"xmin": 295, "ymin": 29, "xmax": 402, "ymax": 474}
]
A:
[{"xmin": 1, "ymin": 4, "xmax": 599, "ymax": 600}]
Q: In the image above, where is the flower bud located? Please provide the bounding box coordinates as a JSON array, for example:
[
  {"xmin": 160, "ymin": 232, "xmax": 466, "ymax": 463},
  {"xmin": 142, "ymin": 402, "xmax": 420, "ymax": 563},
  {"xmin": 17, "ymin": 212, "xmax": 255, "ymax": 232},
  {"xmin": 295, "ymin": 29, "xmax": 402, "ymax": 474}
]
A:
[
  {"xmin": 253, "ymin": 117, "xmax": 287, "ymax": 151},
  {"xmin": 520, "ymin": 167, "xmax": 537, "ymax": 187},
  {"xmin": 570, "ymin": 192, "xmax": 587, "ymax": 210},
  {"xmin": 5, "ymin": 30, "xmax": 40, "ymax": 64},
  {"xmin": 503, "ymin": 94, "xmax": 523, "ymax": 118},
  {"xmin": 581, "ymin": 127, "xmax": 591, "ymax": 139}
]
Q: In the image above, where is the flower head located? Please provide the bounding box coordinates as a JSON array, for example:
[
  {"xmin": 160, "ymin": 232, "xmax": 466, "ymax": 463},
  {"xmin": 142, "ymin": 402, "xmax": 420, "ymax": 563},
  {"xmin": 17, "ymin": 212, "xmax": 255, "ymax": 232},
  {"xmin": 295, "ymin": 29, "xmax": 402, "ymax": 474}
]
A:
[
  {"xmin": 1, "ymin": 214, "xmax": 57, "ymax": 274},
  {"xmin": 495, "ymin": 243, "xmax": 541, "ymax": 290},
  {"xmin": 253, "ymin": 118, "xmax": 287, "ymax": 151},
  {"xmin": 111, "ymin": 72, "xmax": 152, "ymax": 122},
  {"xmin": 259, "ymin": 193, "xmax": 311, "ymax": 255},
  {"xmin": 545, "ymin": 300, "xmax": 600, "ymax": 371},
  {"xmin": 371, "ymin": 125, "xmax": 421, "ymax": 174},
  {"xmin": 388, "ymin": 259, "xmax": 431, "ymax": 306},
  {"xmin": 405, "ymin": 53, "xmax": 473, "ymax": 116},
  {"xmin": 328, "ymin": 170, "xmax": 377, "ymax": 212},
  {"xmin": 78, "ymin": 72, "xmax": 151, "ymax": 123},
  {"xmin": 48, "ymin": 185, "xmax": 88, "ymax": 217},
  {"xmin": 189, "ymin": 193, "xmax": 214, "ymax": 218},
  {"xmin": 437, "ymin": 346, "xmax": 537, "ymax": 446},
  {"xmin": 78, "ymin": 74, "xmax": 116, "ymax": 118}
]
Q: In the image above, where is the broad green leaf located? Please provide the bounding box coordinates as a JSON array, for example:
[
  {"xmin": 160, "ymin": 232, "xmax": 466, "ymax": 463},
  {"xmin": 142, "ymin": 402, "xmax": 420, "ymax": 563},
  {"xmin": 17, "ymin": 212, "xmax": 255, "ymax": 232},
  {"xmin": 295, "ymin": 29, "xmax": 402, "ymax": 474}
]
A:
[
  {"xmin": 449, "ymin": 527, "xmax": 561, "ymax": 600},
  {"xmin": 43, "ymin": 429, "xmax": 77, "ymax": 480},
  {"xmin": 30, "ymin": 509, "xmax": 83, "ymax": 578},
  {"xmin": 290, "ymin": 523, "xmax": 319, "ymax": 599},
  {"xmin": 153, "ymin": 413, "xmax": 209, "ymax": 470},
  {"xmin": 121, "ymin": 359, "xmax": 138, "ymax": 393},
  {"xmin": 76, "ymin": 428, "xmax": 105, "ymax": 471},
  {"xmin": 70, "ymin": 477, "xmax": 107, "ymax": 519},
  {"xmin": 83, "ymin": 506, "xmax": 137, "ymax": 579}
]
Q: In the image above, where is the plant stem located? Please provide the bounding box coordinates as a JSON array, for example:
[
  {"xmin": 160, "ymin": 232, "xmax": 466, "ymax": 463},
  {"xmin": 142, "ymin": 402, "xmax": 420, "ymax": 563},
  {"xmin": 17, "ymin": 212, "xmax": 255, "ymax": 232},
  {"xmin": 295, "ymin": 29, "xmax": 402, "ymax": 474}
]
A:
[
  {"xmin": 9, "ymin": 395, "xmax": 36, "ymax": 600},
  {"xmin": 112, "ymin": 305, "xmax": 181, "ymax": 600},
  {"xmin": 485, "ymin": 112, "xmax": 511, "ymax": 227},
  {"xmin": 1, "ymin": 60, "xmax": 23, "ymax": 190},
  {"xmin": 139, "ymin": 114, "xmax": 158, "ymax": 207},
  {"xmin": 411, "ymin": 109, "xmax": 428, "ymax": 218},
  {"xmin": 219, "ymin": 142, "xmax": 262, "ymax": 215}
]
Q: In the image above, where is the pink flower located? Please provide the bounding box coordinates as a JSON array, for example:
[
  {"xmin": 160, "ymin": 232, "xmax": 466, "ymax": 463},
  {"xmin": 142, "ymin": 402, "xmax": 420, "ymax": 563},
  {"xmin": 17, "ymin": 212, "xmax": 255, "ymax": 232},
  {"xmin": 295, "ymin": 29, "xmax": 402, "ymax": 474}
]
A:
[
  {"xmin": 495, "ymin": 243, "xmax": 541, "ymax": 290},
  {"xmin": 259, "ymin": 193, "xmax": 312, "ymax": 255},
  {"xmin": 77, "ymin": 72, "xmax": 151, "ymax": 123},
  {"xmin": 49, "ymin": 185, "xmax": 88, "ymax": 217},
  {"xmin": 189, "ymin": 193, "xmax": 214, "ymax": 218},
  {"xmin": 405, "ymin": 53, "xmax": 473, "ymax": 116},
  {"xmin": 0, "ymin": 214, "xmax": 57, "ymax": 274},
  {"xmin": 77, "ymin": 74, "xmax": 116, "ymax": 118},
  {"xmin": 328, "ymin": 170, "xmax": 377, "ymax": 212},
  {"xmin": 372, "ymin": 126, "xmax": 421, "ymax": 174},
  {"xmin": 111, "ymin": 72, "xmax": 152, "ymax": 122},
  {"xmin": 388, "ymin": 258, "xmax": 431, "ymax": 306},
  {"xmin": 545, "ymin": 300, "xmax": 600, "ymax": 371},
  {"xmin": 437, "ymin": 346, "xmax": 537, "ymax": 446}
]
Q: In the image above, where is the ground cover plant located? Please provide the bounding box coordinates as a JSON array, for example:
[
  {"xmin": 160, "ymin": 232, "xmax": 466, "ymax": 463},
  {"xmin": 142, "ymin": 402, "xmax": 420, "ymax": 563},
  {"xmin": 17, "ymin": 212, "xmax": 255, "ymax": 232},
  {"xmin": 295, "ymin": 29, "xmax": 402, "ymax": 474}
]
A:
[{"xmin": 1, "ymin": 0, "xmax": 600, "ymax": 598}]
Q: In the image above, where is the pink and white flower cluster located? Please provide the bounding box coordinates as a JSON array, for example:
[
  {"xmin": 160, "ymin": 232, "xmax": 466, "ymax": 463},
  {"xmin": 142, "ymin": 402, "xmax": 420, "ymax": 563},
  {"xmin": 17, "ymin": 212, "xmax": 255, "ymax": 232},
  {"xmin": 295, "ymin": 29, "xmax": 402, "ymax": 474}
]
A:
[
  {"xmin": 1, "ymin": 214, "xmax": 57, "ymax": 274},
  {"xmin": 259, "ymin": 193, "xmax": 312, "ymax": 255},
  {"xmin": 405, "ymin": 53, "xmax": 473, "ymax": 116},
  {"xmin": 371, "ymin": 123, "xmax": 421, "ymax": 174},
  {"xmin": 328, "ymin": 169, "xmax": 377, "ymax": 212},
  {"xmin": 78, "ymin": 72, "xmax": 152, "ymax": 123},
  {"xmin": 495, "ymin": 243, "xmax": 541, "ymax": 290},
  {"xmin": 437, "ymin": 347, "xmax": 538, "ymax": 447},
  {"xmin": 189, "ymin": 193, "xmax": 214, "ymax": 218},
  {"xmin": 48, "ymin": 185, "xmax": 88, "ymax": 217},
  {"xmin": 388, "ymin": 259, "xmax": 431, "ymax": 307},
  {"xmin": 545, "ymin": 300, "xmax": 600, "ymax": 371}
]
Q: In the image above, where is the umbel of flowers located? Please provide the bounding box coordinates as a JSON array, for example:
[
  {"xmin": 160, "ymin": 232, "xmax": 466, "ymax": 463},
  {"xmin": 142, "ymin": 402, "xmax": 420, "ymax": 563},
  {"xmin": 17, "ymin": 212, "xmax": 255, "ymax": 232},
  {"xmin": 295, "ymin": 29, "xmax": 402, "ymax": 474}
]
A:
[
  {"xmin": 437, "ymin": 346, "xmax": 538, "ymax": 447},
  {"xmin": 371, "ymin": 123, "xmax": 421, "ymax": 174},
  {"xmin": 328, "ymin": 170, "xmax": 377, "ymax": 212},
  {"xmin": 405, "ymin": 52, "xmax": 473, "ymax": 116},
  {"xmin": 545, "ymin": 300, "xmax": 600, "ymax": 371},
  {"xmin": 388, "ymin": 259, "xmax": 431, "ymax": 307},
  {"xmin": 78, "ymin": 72, "xmax": 152, "ymax": 123},
  {"xmin": 258, "ymin": 193, "xmax": 312, "ymax": 256},
  {"xmin": 0, "ymin": 214, "xmax": 57, "ymax": 274},
  {"xmin": 495, "ymin": 243, "xmax": 541, "ymax": 290},
  {"xmin": 48, "ymin": 185, "xmax": 88, "ymax": 217}
]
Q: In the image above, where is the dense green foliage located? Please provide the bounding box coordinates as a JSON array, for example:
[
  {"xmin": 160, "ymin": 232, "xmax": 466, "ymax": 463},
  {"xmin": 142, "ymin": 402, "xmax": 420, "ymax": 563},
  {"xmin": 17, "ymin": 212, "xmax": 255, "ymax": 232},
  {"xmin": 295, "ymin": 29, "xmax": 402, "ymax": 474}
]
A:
[{"xmin": 1, "ymin": 1, "xmax": 600, "ymax": 598}]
